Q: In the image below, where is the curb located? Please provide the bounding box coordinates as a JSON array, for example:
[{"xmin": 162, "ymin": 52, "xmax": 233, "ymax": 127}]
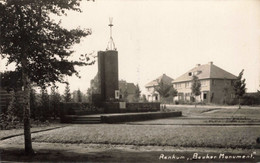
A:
[{"xmin": 127, "ymin": 123, "xmax": 260, "ymax": 126}]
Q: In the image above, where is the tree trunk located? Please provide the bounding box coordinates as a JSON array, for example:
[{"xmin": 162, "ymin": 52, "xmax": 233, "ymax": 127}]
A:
[{"xmin": 21, "ymin": 57, "xmax": 34, "ymax": 154}]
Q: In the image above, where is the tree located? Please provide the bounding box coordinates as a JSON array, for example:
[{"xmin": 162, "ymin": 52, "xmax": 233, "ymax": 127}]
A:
[
  {"xmin": 134, "ymin": 84, "xmax": 141, "ymax": 102},
  {"xmin": 0, "ymin": 71, "xmax": 23, "ymax": 120},
  {"xmin": 155, "ymin": 80, "xmax": 172, "ymax": 98},
  {"xmin": 169, "ymin": 87, "xmax": 178, "ymax": 99},
  {"xmin": 77, "ymin": 89, "xmax": 82, "ymax": 102},
  {"xmin": 4, "ymin": 90, "xmax": 19, "ymax": 128},
  {"xmin": 191, "ymin": 75, "xmax": 201, "ymax": 107},
  {"xmin": 141, "ymin": 94, "xmax": 148, "ymax": 102},
  {"xmin": 40, "ymin": 87, "xmax": 50, "ymax": 121},
  {"xmin": 90, "ymin": 74, "xmax": 101, "ymax": 94},
  {"xmin": 123, "ymin": 89, "xmax": 128, "ymax": 102},
  {"xmin": 0, "ymin": 0, "xmax": 94, "ymax": 154},
  {"xmin": 50, "ymin": 86, "xmax": 61, "ymax": 119},
  {"xmin": 0, "ymin": 71, "xmax": 22, "ymax": 92},
  {"xmin": 155, "ymin": 80, "xmax": 173, "ymax": 103},
  {"xmin": 222, "ymin": 78, "xmax": 229, "ymax": 105},
  {"xmin": 86, "ymin": 88, "xmax": 92, "ymax": 103},
  {"xmin": 64, "ymin": 83, "xmax": 72, "ymax": 102},
  {"xmin": 72, "ymin": 88, "xmax": 83, "ymax": 102},
  {"xmin": 30, "ymin": 87, "xmax": 38, "ymax": 120},
  {"xmin": 233, "ymin": 69, "xmax": 246, "ymax": 109}
]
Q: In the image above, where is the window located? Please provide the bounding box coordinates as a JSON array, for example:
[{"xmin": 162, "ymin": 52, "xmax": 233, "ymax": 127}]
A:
[
  {"xmin": 185, "ymin": 93, "xmax": 191, "ymax": 96},
  {"xmin": 175, "ymin": 83, "xmax": 182, "ymax": 88},
  {"xmin": 115, "ymin": 90, "xmax": 120, "ymax": 99},
  {"xmin": 188, "ymin": 72, "xmax": 193, "ymax": 76},
  {"xmin": 185, "ymin": 82, "xmax": 190, "ymax": 88},
  {"xmin": 203, "ymin": 93, "xmax": 207, "ymax": 100}
]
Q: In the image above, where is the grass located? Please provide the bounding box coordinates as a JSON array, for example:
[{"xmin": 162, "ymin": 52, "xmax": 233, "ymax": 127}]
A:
[
  {"xmin": 6, "ymin": 125, "xmax": 255, "ymax": 149},
  {"xmin": 170, "ymin": 106, "xmax": 260, "ymax": 118},
  {"xmin": 1, "ymin": 106, "xmax": 259, "ymax": 149},
  {"xmin": 0, "ymin": 124, "xmax": 66, "ymax": 140}
]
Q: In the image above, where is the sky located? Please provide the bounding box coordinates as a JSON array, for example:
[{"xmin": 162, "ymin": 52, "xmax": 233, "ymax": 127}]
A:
[{"xmin": 1, "ymin": 0, "xmax": 260, "ymax": 94}]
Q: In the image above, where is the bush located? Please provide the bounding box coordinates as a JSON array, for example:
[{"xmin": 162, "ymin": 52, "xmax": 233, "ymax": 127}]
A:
[
  {"xmin": 60, "ymin": 102, "xmax": 104, "ymax": 116},
  {"xmin": 0, "ymin": 91, "xmax": 20, "ymax": 130},
  {"xmin": 0, "ymin": 113, "xmax": 20, "ymax": 130},
  {"xmin": 241, "ymin": 95, "xmax": 260, "ymax": 105},
  {"xmin": 225, "ymin": 93, "xmax": 260, "ymax": 106},
  {"xmin": 174, "ymin": 100, "xmax": 195, "ymax": 105},
  {"xmin": 226, "ymin": 98, "xmax": 238, "ymax": 105}
]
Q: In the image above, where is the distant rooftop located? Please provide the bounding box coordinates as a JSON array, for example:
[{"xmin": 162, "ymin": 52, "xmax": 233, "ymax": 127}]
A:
[
  {"xmin": 119, "ymin": 80, "xmax": 137, "ymax": 94},
  {"xmin": 145, "ymin": 74, "xmax": 173, "ymax": 88}
]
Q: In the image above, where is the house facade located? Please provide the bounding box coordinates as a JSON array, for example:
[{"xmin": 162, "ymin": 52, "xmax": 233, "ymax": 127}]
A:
[
  {"xmin": 145, "ymin": 74, "xmax": 173, "ymax": 102},
  {"xmin": 172, "ymin": 62, "xmax": 237, "ymax": 104}
]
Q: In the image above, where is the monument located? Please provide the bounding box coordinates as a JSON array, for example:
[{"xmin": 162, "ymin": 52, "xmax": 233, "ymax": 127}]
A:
[
  {"xmin": 92, "ymin": 18, "xmax": 161, "ymax": 114},
  {"xmin": 98, "ymin": 50, "xmax": 118, "ymax": 101},
  {"xmin": 60, "ymin": 19, "xmax": 180, "ymax": 123},
  {"xmin": 95, "ymin": 18, "xmax": 119, "ymax": 112}
]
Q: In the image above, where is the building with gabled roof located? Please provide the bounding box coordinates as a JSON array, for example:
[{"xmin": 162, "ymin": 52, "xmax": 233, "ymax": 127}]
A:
[
  {"xmin": 145, "ymin": 74, "xmax": 173, "ymax": 102},
  {"xmin": 119, "ymin": 80, "xmax": 138, "ymax": 102},
  {"xmin": 172, "ymin": 62, "xmax": 237, "ymax": 104}
]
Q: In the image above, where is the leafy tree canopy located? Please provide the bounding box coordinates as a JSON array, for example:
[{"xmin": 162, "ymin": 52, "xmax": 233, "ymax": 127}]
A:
[
  {"xmin": 155, "ymin": 80, "xmax": 173, "ymax": 98},
  {"xmin": 169, "ymin": 87, "xmax": 178, "ymax": 97},
  {"xmin": 0, "ymin": 71, "xmax": 22, "ymax": 91},
  {"xmin": 0, "ymin": 0, "xmax": 94, "ymax": 154},
  {"xmin": 0, "ymin": 0, "xmax": 95, "ymax": 87}
]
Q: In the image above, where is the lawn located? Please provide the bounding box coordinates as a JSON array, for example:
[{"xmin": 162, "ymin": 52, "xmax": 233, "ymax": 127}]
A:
[
  {"xmin": 168, "ymin": 105, "xmax": 260, "ymax": 119},
  {"xmin": 3, "ymin": 124, "xmax": 259, "ymax": 149},
  {"xmin": 1, "ymin": 105, "xmax": 259, "ymax": 150},
  {"xmin": 0, "ymin": 124, "xmax": 66, "ymax": 140}
]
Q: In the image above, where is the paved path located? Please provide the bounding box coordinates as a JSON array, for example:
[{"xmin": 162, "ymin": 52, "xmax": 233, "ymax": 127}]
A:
[{"xmin": 1, "ymin": 142, "xmax": 259, "ymax": 162}]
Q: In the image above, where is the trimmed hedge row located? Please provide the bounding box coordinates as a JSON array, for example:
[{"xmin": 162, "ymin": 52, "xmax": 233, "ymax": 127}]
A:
[
  {"xmin": 101, "ymin": 102, "xmax": 161, "ymax": 113},
  {"xmin": 125, "ymin": 102, "xmax": 160, "ymax": 112}
]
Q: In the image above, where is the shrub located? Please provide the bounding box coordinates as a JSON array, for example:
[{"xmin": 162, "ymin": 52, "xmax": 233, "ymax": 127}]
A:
[
  {"xmin": 0, "ymin": 91, "xmax": 20, "ymax": 130},
  {"xmin": 241, "ymin": 94, "xmax": 260, "ymax": 105}
]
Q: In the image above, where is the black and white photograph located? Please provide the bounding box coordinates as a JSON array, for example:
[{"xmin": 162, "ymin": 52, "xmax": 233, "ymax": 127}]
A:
[{"xmin": 0, "ymin": 0, "xmax": 260, "ymax": 162}]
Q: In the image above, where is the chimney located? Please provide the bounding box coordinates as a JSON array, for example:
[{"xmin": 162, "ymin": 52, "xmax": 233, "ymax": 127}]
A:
[
  {"xmin": 208, "ymin": 61, "xmax": 213, "ymax": 65},
  {"xmin": 196, "ymin": 64, "xmax": 201, "ymax": 67}
]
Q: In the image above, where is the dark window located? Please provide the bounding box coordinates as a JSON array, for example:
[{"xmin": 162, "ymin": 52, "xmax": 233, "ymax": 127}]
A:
[{"xmin": 203, "ymin": 93, "xmax": 207, "ymax": 100}]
